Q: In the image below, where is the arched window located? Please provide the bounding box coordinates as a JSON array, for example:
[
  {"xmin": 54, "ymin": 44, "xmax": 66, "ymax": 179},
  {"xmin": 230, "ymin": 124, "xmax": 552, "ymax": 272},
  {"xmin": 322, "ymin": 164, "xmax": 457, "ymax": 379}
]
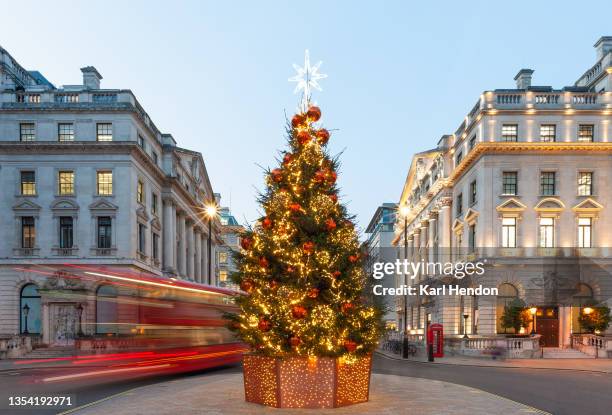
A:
[
  {"xmin": 496, "ymin": 283, "xmax": 519, "ymax": 334},
  {"xmin": 96, "ymin": 285, "xmax": 118, "ymax": 334},
  {"xmin": 572, "ymin": 283, "xmax": 594, "ymax": 334},
  {"xmin": 20, "ymin": 284, "xmax": 41, "ymax": 334}
]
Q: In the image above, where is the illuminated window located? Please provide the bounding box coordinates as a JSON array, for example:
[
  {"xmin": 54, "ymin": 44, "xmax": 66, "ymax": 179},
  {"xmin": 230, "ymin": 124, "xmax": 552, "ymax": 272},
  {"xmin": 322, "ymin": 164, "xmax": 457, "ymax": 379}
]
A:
[
  {"xmin": 502, "ymin": 172, "xmax": 517, "ymax": 195},
  {"xmin": 501, "ymin": 124, "xmax": 518, "ymax": 141},
  {"xmin": 96, "ymin": 123, "xmax": 112, "ymax": 141},
  {"xmin": 578, "ymin": 124, "xmax": 594, "ymax": 142},
  {"xmin": 539, "ymin": 217, "xmax": 554, "ymax": 248},
  {"xmin": 219, "ymin": 252, "xmax": 228, "ymax": 264},
  {"xmin": 58, "ymin": 123, "xmax": 74, "ymax": 141},
  {"xmin": 137, "ymin": 180, "xmax": 145, "ymax": 204},
  {"xmin": 21, "ymin": 217, "xmax": 35, "ymax": 248},
  {"xmin": 578, "ymin": 217, "xmax": 592, "ymax": 248},
  {"xmin": 502, "ymin": 217, "xmax": 516, "ymax": 248},
  {"xmin": 539, "ymin": 125, "xmax": 556, "ymax": 142},
  {"xmin": 577, "ymin": 172, "xmax": 592, "ymax": 196},
  {"xmin": 97, "ymin": 171, "xmax": 113, "ymax": 195},
  {"xmin": 58, "ymin": 171, "xmax": 75, "ymax": 195},
  {"xmin": 20, "ymin": 171, "xmax": 36, "ymax": 195},
  {"xmin": 219, "ymin": 270, "xmax": 228, "ymax": 282},
  {"xmin": 540, "ymin": 172, "xmax": 555, "ymax": 195},
  {"xmin": 20, "ymin": 123, "xmax": 35, "ymax": 141}
]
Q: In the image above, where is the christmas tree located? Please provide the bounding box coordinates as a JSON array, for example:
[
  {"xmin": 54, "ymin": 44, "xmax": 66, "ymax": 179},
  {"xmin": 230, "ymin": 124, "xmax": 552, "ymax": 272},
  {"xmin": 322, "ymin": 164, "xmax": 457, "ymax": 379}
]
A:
[{"xmin": 228, "ymin": 104, "xmax": 383, "ymax": 359}]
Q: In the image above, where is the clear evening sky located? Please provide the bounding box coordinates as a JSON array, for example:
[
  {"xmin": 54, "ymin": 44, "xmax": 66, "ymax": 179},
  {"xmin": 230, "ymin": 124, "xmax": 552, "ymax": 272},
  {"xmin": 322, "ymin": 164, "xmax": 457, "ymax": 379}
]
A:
[{"xmin": 1, "ymin": 1, "xmax": 610, "ymax": 235}]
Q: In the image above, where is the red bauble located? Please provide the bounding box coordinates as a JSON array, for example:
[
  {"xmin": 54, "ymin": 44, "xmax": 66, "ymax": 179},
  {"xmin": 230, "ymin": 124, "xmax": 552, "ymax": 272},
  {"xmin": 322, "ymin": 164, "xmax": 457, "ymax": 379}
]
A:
[
  {"xmin": 262, "ymin": 217, "xmax": 273, "ymax": 230},
  {"xmin": 307, "ymin": 287, "xmax": 320, "ymax": 298},
  {"xmin": 344, "ymin": 340, "xmax": 357, "ymax": 352},
  {"xmin": 325, "ymin": 218, "xmax": 337, "ymax": 231},
  {"xmin": 291, "ymin": 113, "xmax": 305, "ymax": 128},
  {"xmin": 348, "ymin": 254, "xmax": 359, "ymax": 263},
  {"xmin": 240, "ymin": 237, "xmax": 253, "ymax": 251},
  {"xmin": 316, "ymin": 128, "xmax": 330, "ymax": 145},
  {"xmin": 290, "ymin": 335, "xmax": 301, "ymax": 347},
  {"xmin": 258, "ymin": 318, "xmax": 272, "ymax": 332},
  {"xmin": 240, "ymin": 279, "xmax": 254, "ymax": 293},
  {"xmin": 341, "ymin": 302, "xmax": 354, "ymax": 313},
  {"xmin": 259, "ymin": 257, "xmax": 269, "ymax": 268},
  {"xmin": 271, "ymin": 168, "xmax": 283, "ymax": 183},
  {"xmin": 291, "ymin": 305, "xmax": 307, "ymax": 319},
  {"xmin": 332, "ymin": 270, "xmax": 341, "ymax": 279},
  {"xmin": 307, "ymin": 106, "xmax": 322, "ymax": 122},
  {"xmin": 314, "ymin": 170, "xmax": 327, "ymax": 184},
  {"xmin": 297, "ymin": 130, "xmax": 311, "ymax": 145},
  {"xmin": 269, "ymin": 280, "xmax": 279, "ymax": 291},
  {"xmin": 302, "ymin": 241, "xmax": 315, "ymax": 254},
  {"xmin": 329, "ymin": 194, "xmax": 338, "ymax": 203},
  {"xmin": 289, "ymin": 202, "xmax": 301, "ymax": 213},
  {"xmin": 283, "ymin": 153, "xmax": 293, "ymax": 165},
  {"xmin": 327, "ymin": 171, "xmax": 338, "ymax": 184},
  {"xmin": 287, "ymin": 266, "xmax": 295, "ymax": 274}
]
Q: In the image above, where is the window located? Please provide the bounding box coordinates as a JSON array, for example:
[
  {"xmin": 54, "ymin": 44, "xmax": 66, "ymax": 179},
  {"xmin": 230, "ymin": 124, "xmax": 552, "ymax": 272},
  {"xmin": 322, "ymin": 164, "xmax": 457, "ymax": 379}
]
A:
[
  {"xmin": 97, "ymin": 217, "xmax": 112, "ymax": 248},
  {"xmin": 219, "ymin": 252, "xmax": 228, "ymax": 264},
  {"xmin": 137, "ymin": 134, "xmax": 145, "ymax": 148},
  {"xmin": 539, "ymin": 217, "xmax": 554, "ymax": 248},
  {"xmin": 456, "ymin": 151, "xmax": 463, "ymax": 166},
  {"xmin": 502, "ymin": 217, "xmax": 516, "ymax": 248},
  {"xmin": 152, "ymin": 152, "xmax": 159, "ymax": 165},
  {"xmin": 469, "ymin": 135, "xmax": 476, "ymax": 151},
  {"xmin": 578, "ymin": 124, "xmax": 594, "ymax": 142},
  {"xmin": 497, "ymin": 283, "xmax": 519, "ymax": 334},
  {"xmin": 219, "ymin": 270, "xmax": 228, "ymax": 282},
  {"xmin": 152, "ymin": 193, "xmax": 158, "ymax": 215},
  {"xmin": 58, "ymin": 171, "xmax": 75, "ymax": 195},
  {"xmin": 97, "ymin": 171, "xmax": 113, "ymax": 195},
  {"xmin": 470, "ymin": 180, "xmax": 477, "ymax": 205},
  {"xmin": 456, "ymin": 193, "xmax": 463, "ymax": 216},
  {"xmin": 152, "ymin": 233, "xmax": 160, "ymax": 261},
  {"xmin": 138, "ymin": 223, "xmax": 146, "ymax": 254},
  {"xmin": 96, "ymin": 123, "xmax": 112, "ymax": 141},
  {"xmin": 539, "ymin": 125, "xmax": 556, "ymax": 142},
  {"xmin": 502, "ymin": 172, "xmax": 517, "ymax": 195},
  {"xmin": 21, "ymin": 217, "xmax": 35, "ymax": 248},
  {"xmin": 501, "ymin": 124, "xmax": 518, "ymax": 142},
  {"xmin": 96, "ymin": 285, "xmax": 118, "ymax": 334},
  {"xmin": 20, "ymin": 171, "xmax": 36, "ymax": 195},
  {"xmin": 577, "ymin": 172, "xmax": 593, "ymax": 196},
  {"xmin": 59, "ymin": 217, "xmax": 74, "ymax": 249},
  {"xmin": 20, "ymin": 123, "xmax": 35, "ymax": 141},
  {"xmin": 578, "ymin": 217, "xmax": 592, "ymax": 248},
  {"xmin": 540, "ymin": 172, "xmax": 556, "ymax": 196},
  {"xmin": 20, "ymin": 284, "xmax": 41, "ymax": 334},
  {"xmin": 137, "ymin": 180, "xmax": 145, "ymax": 204},
  {"xmin": 468, "ymin": 224, "xmax": 476, "ymax": 253},
  {"xmin": 58, "ymin": 123, "xmax": 74, "ymax": 142}
]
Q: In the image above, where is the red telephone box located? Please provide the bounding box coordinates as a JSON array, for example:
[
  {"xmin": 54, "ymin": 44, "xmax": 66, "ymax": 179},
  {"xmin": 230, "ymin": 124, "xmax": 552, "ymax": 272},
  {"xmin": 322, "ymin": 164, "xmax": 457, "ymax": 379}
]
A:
[{"xmin": 427, "ymin": 323, "xmax": 444, "ymax": 358}]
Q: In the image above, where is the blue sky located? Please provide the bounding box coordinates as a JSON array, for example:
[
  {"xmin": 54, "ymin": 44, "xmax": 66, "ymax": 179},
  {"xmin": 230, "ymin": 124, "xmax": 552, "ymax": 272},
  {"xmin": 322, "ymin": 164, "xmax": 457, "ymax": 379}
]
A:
[{"xmin": 2, "ymin": 1, "xmax": 610, "ymax": 233}]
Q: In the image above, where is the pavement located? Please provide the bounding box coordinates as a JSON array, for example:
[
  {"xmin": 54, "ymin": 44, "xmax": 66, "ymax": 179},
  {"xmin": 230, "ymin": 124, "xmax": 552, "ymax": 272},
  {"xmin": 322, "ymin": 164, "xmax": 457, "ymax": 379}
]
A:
[
  {"xmin": 59, "ymin": 372, "xmax": 550, "ymax": 415},
  {"xmin": 375, "ymin": 349, "xmax": 612, "ymax": 373}
]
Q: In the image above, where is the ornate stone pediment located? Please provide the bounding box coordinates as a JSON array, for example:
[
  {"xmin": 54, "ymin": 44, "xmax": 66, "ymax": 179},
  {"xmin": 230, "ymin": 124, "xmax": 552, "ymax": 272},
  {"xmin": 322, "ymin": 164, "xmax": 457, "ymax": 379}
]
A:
[
  {"xmin": 13, "ymin": 199, "xmax": 41, "ymax": 214},
  {"xmin": 150, "ymin": 216, "xmax": 161, "ymax": 230},
  {"xmin": 534, "ymin": 197, "xmax": 565, "ymax": 213},
  {"xmin": 496, "ymin": 198, "xmax": 526, "ymax": 213},
  {"xmin": 572, "ymin": 198, "xmax": 603, "ymax": 217},
  {"xmin": 137, "ymin": 206, "xmax": 150, "ymax": 222},
  {"xmin": 51, "ymin": 198, "xmax": 79, "ymax": 212},
  {"xmin": 89, "ymin": 199, "xmax": 118, "ymax": 211},
  {"xmin": 452, "ymin": 218, "xmax": 464, "ymax": 233},
  {"xmin": 464, "ymin": 208, "xmax": 479, "ymax": 224}
]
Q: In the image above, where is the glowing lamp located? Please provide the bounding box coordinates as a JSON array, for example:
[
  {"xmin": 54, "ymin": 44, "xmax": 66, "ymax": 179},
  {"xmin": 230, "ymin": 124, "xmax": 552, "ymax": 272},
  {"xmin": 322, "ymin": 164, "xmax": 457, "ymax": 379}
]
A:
[
  {"xmin": 205, "ymin": 204, "xmax": 218, "ymax": 218},
  {"xmin": 583, "ymin": 307, "xmax": 594, "ymax": 315},
  {"xmin": 529, "ymin": 307, "xmax": 537, "ymax": 316}
]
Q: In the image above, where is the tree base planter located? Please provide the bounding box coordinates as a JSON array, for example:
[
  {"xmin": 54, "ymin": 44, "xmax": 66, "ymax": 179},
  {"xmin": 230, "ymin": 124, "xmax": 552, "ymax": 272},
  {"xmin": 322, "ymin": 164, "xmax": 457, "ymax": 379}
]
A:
[{"xmin": 243, "ymin": 354, "xmax": 372, "ymax": 408}]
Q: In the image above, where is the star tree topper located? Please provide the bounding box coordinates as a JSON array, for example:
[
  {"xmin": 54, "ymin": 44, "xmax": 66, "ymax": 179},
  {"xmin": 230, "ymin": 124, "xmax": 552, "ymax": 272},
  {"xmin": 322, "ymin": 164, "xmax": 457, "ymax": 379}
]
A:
[{"xmin": 289, "ymin": 49, "xmax": 327, "ymax": 112}]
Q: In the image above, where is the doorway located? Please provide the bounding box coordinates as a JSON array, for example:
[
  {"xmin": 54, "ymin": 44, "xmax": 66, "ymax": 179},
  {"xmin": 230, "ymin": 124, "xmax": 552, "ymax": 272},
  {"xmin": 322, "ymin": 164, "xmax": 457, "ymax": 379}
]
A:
[
  {"xmin": 49, "ymin": 303, "xmax": 78, "ymax": 346},
  {"xmin": 536, "ymin": 306, "xmax": 559, "ymax": 347}
]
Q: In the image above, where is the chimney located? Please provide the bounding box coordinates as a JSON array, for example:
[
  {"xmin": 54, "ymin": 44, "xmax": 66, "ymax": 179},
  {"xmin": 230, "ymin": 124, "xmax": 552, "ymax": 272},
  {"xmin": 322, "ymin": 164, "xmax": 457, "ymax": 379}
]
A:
[
  {"xmin": 80, "ymin": 66, "xmax": 102, "ymax": 89},
  {"xmin": 514, "ymin": 69, "xmax": 534, "ymax": 89},
  {"xmin": 594, "ymin": 36, "xmax": 612, "ymax": 59}
]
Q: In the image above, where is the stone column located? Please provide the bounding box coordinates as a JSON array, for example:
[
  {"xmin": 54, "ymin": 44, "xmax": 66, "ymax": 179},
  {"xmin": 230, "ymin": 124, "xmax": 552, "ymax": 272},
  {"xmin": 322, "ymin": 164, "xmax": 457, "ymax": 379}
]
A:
[
  {"xmin": 177, "ymin": 213, "xmax": 187, "ymax": 277},
  {"xmin": 162, "ymin": 200, "xmax": 176, "ymax": 273},
  {"xmin": 428, "ymin": 214, "xmax": 437, "ymax": 264},
  {"xmin": 412, "ymin": 229, "xmax": 421, "ymax": 328},
  {"xmin": 200, "ymin": 232, "xmax": 207, "ymax": 284},
  {"xmin": 438, "ymin": 197, "xmax": 452, "ymax": 263},
  {"xmin": 420, "ymin": 220, "xmax": 429, "ymax": 263},
  {"xmin": 186, "ymin": 220, "xmax": 195, "ymax": 280},
  {"xmin": 194, "ymin": 229, "xmax": 202, "ymax": 283}
]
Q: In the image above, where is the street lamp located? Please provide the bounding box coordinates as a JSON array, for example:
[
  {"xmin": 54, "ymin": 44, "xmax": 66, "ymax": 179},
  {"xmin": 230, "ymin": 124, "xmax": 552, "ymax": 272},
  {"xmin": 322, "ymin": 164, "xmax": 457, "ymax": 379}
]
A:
[
  {"xmin": 76, "ymin": 303, "xmax": 84, "ymax": 336},
  {"xmin": 462, "ymin": 313, "xmax": 469, "ymax": 339},
  {"xmin": 529, "ymin": 307, "xmax": 537, "ymax": 335},
  {"xmin": 399, "ymin": 204, "xmax": 410, "ymax": 359},
  {"xmin": 204, "ymin": 203, "xmax": 218, "ymax": 285},
  {"xmin": 22, "ymin": 303, "xmax": 30, "ymax": 335},
  {"xmin": 583, "ymin": 306, "xmax": 594, "ymax": 315}
]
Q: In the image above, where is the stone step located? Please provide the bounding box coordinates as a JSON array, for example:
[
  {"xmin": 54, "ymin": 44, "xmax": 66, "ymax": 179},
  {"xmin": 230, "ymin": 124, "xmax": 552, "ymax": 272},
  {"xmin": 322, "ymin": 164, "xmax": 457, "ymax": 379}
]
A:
[
  {"xmin": 16, "ymin": 346, "xmax": 76, "ymax": 359},
  {"xmin": 542, "ymin": 348, "xmax": 592, "ymax": 359}
]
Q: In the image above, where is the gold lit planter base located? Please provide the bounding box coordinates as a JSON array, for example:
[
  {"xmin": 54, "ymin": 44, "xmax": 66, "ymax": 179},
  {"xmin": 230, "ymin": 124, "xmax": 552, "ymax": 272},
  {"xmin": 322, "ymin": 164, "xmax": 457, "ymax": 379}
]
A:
[{"xmin": 243, "ymin": 354, "xmax": 372, "ymax": 408}]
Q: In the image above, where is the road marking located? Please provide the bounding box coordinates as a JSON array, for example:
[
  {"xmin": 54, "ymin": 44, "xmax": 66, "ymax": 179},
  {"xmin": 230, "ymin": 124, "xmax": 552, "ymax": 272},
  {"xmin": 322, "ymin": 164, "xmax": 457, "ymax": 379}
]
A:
[{"xmin": 57, "ymin": 385, "xmax": 148, "ymax": 415}]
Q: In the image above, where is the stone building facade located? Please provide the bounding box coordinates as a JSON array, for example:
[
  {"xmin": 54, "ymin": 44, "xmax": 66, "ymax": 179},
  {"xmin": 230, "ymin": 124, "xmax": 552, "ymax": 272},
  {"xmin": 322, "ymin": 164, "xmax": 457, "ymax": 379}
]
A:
[
  {"xmin": 0, "ymin": 45, "xmax": 223, "ymax": 350},
  {"xmin": 395, "ymin": 37, "xmax": 612, "ymax": 352},
  {"xmin": 218, "ymin": 206, "xmax": 244, "ymax": 290}
]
